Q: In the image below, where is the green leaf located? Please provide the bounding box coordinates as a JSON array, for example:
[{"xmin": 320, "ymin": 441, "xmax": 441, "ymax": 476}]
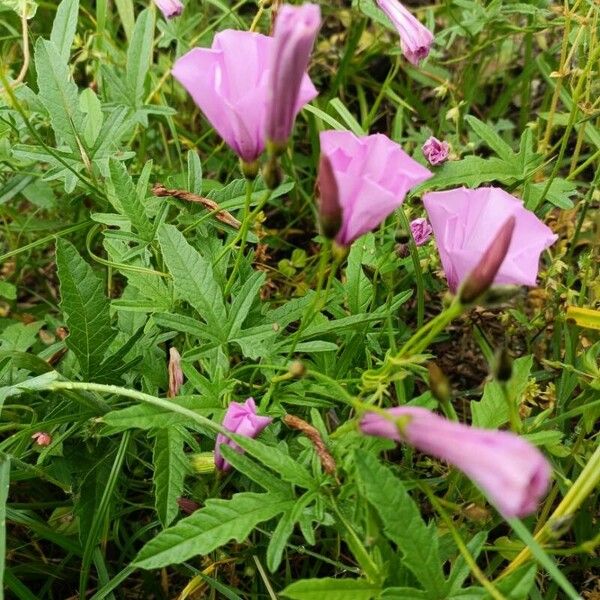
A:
[
  {"xmin": 114, "ymin": 0, "xmax": 135, "ymax": 40},
  {"xmin": 56, "ymin": 238, "xmax": 116, "ymax": 379},
  {"xmin": 281, "ymin": 578, "xmax": 381, "ymax": 600},
  {"xmin": 345, "ymin": 241, "xmax": 373, "ymax": 314},
  {"xmin": 422, "ymin": 156, "xmax": 517, "ymax": 190},
  {"xmin": 471, "ymin": 355, "xmax": 533, "ymax": 428},
  {"xmin": 126, "ymin": 9, "xmax": 155, "ymax": 106},
  {"xmin": 50, "ymin": 0, "xmax": 79, "ymax": 61},
  {"xmin": 227, "ymin": 271, "xmax": 265, "ymax": 338},
  {"xmin": 354, "ymin": 451, "xmax": 447, "ymax": 597},
  {"xmin": 381, "ymin": 589, "xmax": 430, "ymax": 599},
  {"xmin": 134, "ymin": 492, "xmax": 293, "ymax": 569},
  {"xmin": 108, "ymin": 160, "xmax": 154, "ymax": 240},
  {"xmin": 152, "ymin": 428, "xmax": 188, "ymax": 528},
  {"xmin": 158, "ymin": 224, "xmax": 227, "ymax": 338},
  {"xmin": 187, "ymin": 150, "xmax": 203, "ymax": 195},
  {"xmin": 35, "ymin": 38, "xmax": 85, "ymax": 154},
  {"xmin": 231, "ymin": 434, "xmax": 315, "ymax": 489},
  {"xmin": 79, "ymin": 88, "xmax": 103, "ymax": 148},
  {"xmin": 465, "ymin": 115, "xmax": 515, "ymax": 162}
]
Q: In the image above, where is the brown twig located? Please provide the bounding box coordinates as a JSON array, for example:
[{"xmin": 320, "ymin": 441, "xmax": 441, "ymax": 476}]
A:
[
  {"xmin": 283, "ymin": 414, "xmax": 336, "ymax": 475},
  {"xmin": 152, "ymin": 183, "xmax": 241, "ymax": 230}
]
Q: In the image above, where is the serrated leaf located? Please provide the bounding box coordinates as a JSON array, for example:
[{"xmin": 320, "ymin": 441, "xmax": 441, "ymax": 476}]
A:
[
  {"xmin": 345, "ymin": 242, "xmax": 373, "ymax": 314},
  {"xmin": 108, "ymin": 159, "xmax": 154, "ymax": 240},
  {"xmin": 134, "ymin": 492, "xmax": 293, "ymax": 569},
  {"xmin": 35, "ymin": 38, "xmax": 85, "ymax": 154},
  {"xmin": 56, "ymin": 239, "xmax": 116, "ymax": 379},
  {"xmin": 158, "ymin": 224, "xmax": 227, "ymax": 338},
  {"xmin": 227, "ymin": 271, "xmax": 265, "ymax": 338},
  {"xmin": 354, "ymin": 451, "xmax": 447, "ymax": 596},
  {"xmin": 465, "ymin": 115, "xmax": 515, "ymax": 162},
  {"xmin": 422, "ymin": 156, "xmax": 517, "ymax": 190},
  {"xmin": 50, "ymin": 0, "xmax": 79, "ymax": 61},
  {"xmin": 281, "ymin": 578, "xmax": 381, "ymax": 600},
  {"xmin": 152, "ymin": 428, "xmax": 188, "ymax": 527},
  {"xmin": 126, "ymin": 9, "xmax": 155, "ymax": 106}
]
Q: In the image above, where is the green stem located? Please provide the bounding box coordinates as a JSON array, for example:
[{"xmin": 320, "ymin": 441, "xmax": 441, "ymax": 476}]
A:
[{"xmin": 397, "ymin": 209, "xmax": 425, "ymax": 328}]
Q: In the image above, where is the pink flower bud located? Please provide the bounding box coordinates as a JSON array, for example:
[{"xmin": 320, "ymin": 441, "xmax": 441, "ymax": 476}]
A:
[
  {"xmin": 317, "ymin": 154, "xmax": 342, "ymax": 240},
  {"xmin": 360, "ymin": 407, "xmax": 551, "ymax": 518},
  {"xmin": 266, "ymin": 4, "xmax": 321, "ymax": 149},
  {"xmin": 32, "ymin": 432, "xmax": 52, "ymax": 447},
  {"xmin": 167, "ymin": 347, "xmax": 184, "ymax": 398},
  {"xmin": 215, "ymin": 398, "xmax": 272, "ymax": 471},
  {"xmin": 459, "ymin": 215, "xmax": 516, "ymax": 304},
  {"xmin": 376, "ymin": 0, "xmax": 434, "ymax": 65},
  {"xmin": 153, "ymin": 0, "xmax": 183, "ymax": 19},
  {"xmin": 409, "ymin": 217, "xmax": 433, "ymax": 246},
  {"xmin": 422, "ymin": 136, "xmax": 450, "ymax": 165}
]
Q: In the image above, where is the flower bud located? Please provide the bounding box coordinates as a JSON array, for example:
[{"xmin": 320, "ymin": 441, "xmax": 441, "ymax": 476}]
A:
[
  {"xmin": 494, "ymin": 347, "xmax": 513, "ymax": 382},
  {"xmin": 422, "ymin": 136, "xmax": 450, "ymax": 166},
  {"xmin": 427, "ymin": 362, "xmax": 451, "ymax": 403},
  {"xmin": 190, "ymin": 452, "xmax": 216, "ymax": 474},
  {"xmin": 240, "ymin": 159, "xmax": 260, "ymax": 180},
  {"xmin": 32, "ymin": 432, "xmax": 52, "ymax": 446},
  {"xmin": 288, "ymin": 360, "xmax": 306, "ymax": 379},
  {"xmin": 263, "ymin": 155, "xmax": 283, "ymax": 189},
  {"xmin": 459, "ymin": 216, "xmax": 516, "ymax": 304},
  {"xmin": 154, "ymin": 0, "xmax": 183, "ymax": 19},
  {"xmin": 167, "ymin": 347, "xmax": 184, "ymax": 398},
  {"xmin": 316, "ymin": 154, "xmax": 342, "ymax": 240}
]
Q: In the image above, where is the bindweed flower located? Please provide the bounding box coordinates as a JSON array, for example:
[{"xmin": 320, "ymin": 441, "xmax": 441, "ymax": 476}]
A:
[
  {"xmin": 422, "ymin": 136, "xmax": 449, "ymax": 165},
  {"xmin": 376, "ymin": 0, "xmax": 433, "ymax": 65},
  {"xmin": 172, "ymin": 30, "xmax": 316, "ymax": 164},
  {"xmin": 32, "ymin": 432, "xmax": 52, "ymax": 446},
  {"xmin": 266, "ymin": 3, "xmax": 321, "ymax": 152},
  {"xmin": 215, "ymin": 398, "xmax": 272, "ymax": 471},
  {"xmin": 153, "ymin": 0, "xmax": 183, "ymax": 19},
  {"xmin": 410, "ymin": 217, "xmax": 433, "ymax": 246},
  {"xmin": 360, "ymin": 407, "xmax": 551, "ymax": 518},
  {"xmin": 423, "ymin": 186, "xmax": 557, "ymax": 293},
  {"xmin": 320, "ymin": 130, "xmax": 432, "ymax": 246}
]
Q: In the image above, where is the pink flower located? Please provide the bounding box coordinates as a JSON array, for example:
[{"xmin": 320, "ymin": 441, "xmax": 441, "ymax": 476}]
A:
[
  {"xmin": 320, "ymin": 130, "xmax": 432, "ymax": 246},
  {"xmin": 360, "ymin": 407, "xmax": 551, "ymax": 518},
  {"xmin": 172, "ymin": 30, "xmax": 316, "ymax": 163},
  {"xmin": 215, "ymin": 398, "xmax": 272, "ymax": 471},
  {"xmin": 32, "ymin": 432, "xmax": 52, "ymax": 446},
  {"xmin": 376, "ymin": 0, "xmax": 433, "ymax": 65},
  {"xmin": 154, "ymin": 0, "xmax": 183, "ymax": 19},
  {"xmin": 266, "ymin": 4, "xmax": 320, "ymax": 149},
  {"xmin": 422, "ymin": 136, "xmax": 449, "ymax": 165},
  {"xmin": 423, "ymin": 187, "xmax": 557, "ymax": 293},
  {"xmin": 410, "ymin": 217, "xmax": 432, "ymax": 246}
]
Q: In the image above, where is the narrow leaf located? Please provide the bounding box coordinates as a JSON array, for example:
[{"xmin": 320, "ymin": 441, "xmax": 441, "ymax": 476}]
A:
[
  {"xmin": 50, "ymin": 0, "xmax": 79, "ymax": 61},
  {"xmin": 281, "ymin": 578, "xmax": 381, "ymax": 600}
]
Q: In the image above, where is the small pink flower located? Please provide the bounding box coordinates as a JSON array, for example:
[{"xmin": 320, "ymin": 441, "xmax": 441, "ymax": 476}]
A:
[
  {"xmin": 319, "ymin": 130, "xmax": 432, "ymax": 246},
  {"xmin": 360, "ymin": 407, "xmax": 551, "ymax": 518},
  {"xmin": 422, "ymin": 136, "xmax": 449, "ymax": 165},
  {"xmin": 153, "ymin": 0, "xmax": 183, "ymax": 19},
  {"xmin": 266, "ymin": 3, "xmax": 321, "ymax": 149},
  {"xmin": 172, "ymin": 30, "xmax": 316, "ymax": 163},
  {"xmin": 215, "ymin": 398, "xmax": 272, "ymax": 471},
  {"xmin": 376, "ymin": 0, "xmax": 433, "ymax": 65},
  {"xmin": 410, "ymin": 217, "xmax": 433, "ymax": 246},
  {"xmin": 32, "ymin": 432, "xmax": 52, "ymax": 447},
  {"xmin": 423, "ymin": 186, "xmax": 557, "ymax": 293}
]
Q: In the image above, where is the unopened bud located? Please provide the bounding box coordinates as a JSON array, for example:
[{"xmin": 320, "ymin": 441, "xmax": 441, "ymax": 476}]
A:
[
  {"xmin": 288, "ymin": 360, "xmax": 306, "ymax": 379},
  {"xmin": 459, "ymin": 216, "xmax": 516, "ymax": 304},
  {"xmin": 32, "ymin": 432, "xmax": 52, "ymax": 446},
  {"xmin": 240, "ymin": 159, "xmax": 259, "ymax": 180},
  {"xmin": 177, "ymin": 497, "xmax": 199, "ymax": 514},
  {"xmin": 190, "ymin": 452, "xmax": 216, "ymax": 474},
  {"xmin": 168, "ymin": 347, "xmax": 184, "ymax": 398},
  {"xmin": 263, "ymin": 155, "xmax": 283, "ymax": 189},
  {"xmin": 267, "ymin": 139, "xmax": 288, "ymax": 157},
  {"xmin": 316, "ymin": 155, "xmax": 342, "ymax": 240},
  {"xmin": 427, "ymin": 362, "xmax": 451, "ymax": 403},
  {"xmin": 494, "ymin": 347, "xmax": 513, "ymax": 382},
  {"xmin": 481, "ymin": 285, "xmax": 521, "ymax": 306}
]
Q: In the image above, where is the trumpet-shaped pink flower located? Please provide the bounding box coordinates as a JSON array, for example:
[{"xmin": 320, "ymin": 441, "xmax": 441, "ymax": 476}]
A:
[
  {"xmin": 410, "ymin": 217, "xmax": 433, "ymax": 246},
  {"xmin": 172, "ymin": 30, "xmax": 316, "ymax": 163},
  {"xmin": 215, "ymin": 398, "xmax": 272, "ymax": 471},
  {"xmin": 423, "ymin": 187, "xmax": 557, "ymax": 293},
  {"xmin": 376, "ymin": 0, "xmax": 433, "ymax": 65},
  {"xmin": 154, "ymin": 0, "xmax": 183, "ymax": 19},
  {"xmin": 266, "ymin": 3, "xmax": 321, "ymax": 148},
  {"xmin": 422, "ymin": 136, "xmax": 449, "ymax": 165},
  {"xmin": 360, "ymin": 407, "xmax": 551, "ymax": 518},
  {"xmin": 320, "ymin": 130, "xmax": 432, "ymax": 246}
]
